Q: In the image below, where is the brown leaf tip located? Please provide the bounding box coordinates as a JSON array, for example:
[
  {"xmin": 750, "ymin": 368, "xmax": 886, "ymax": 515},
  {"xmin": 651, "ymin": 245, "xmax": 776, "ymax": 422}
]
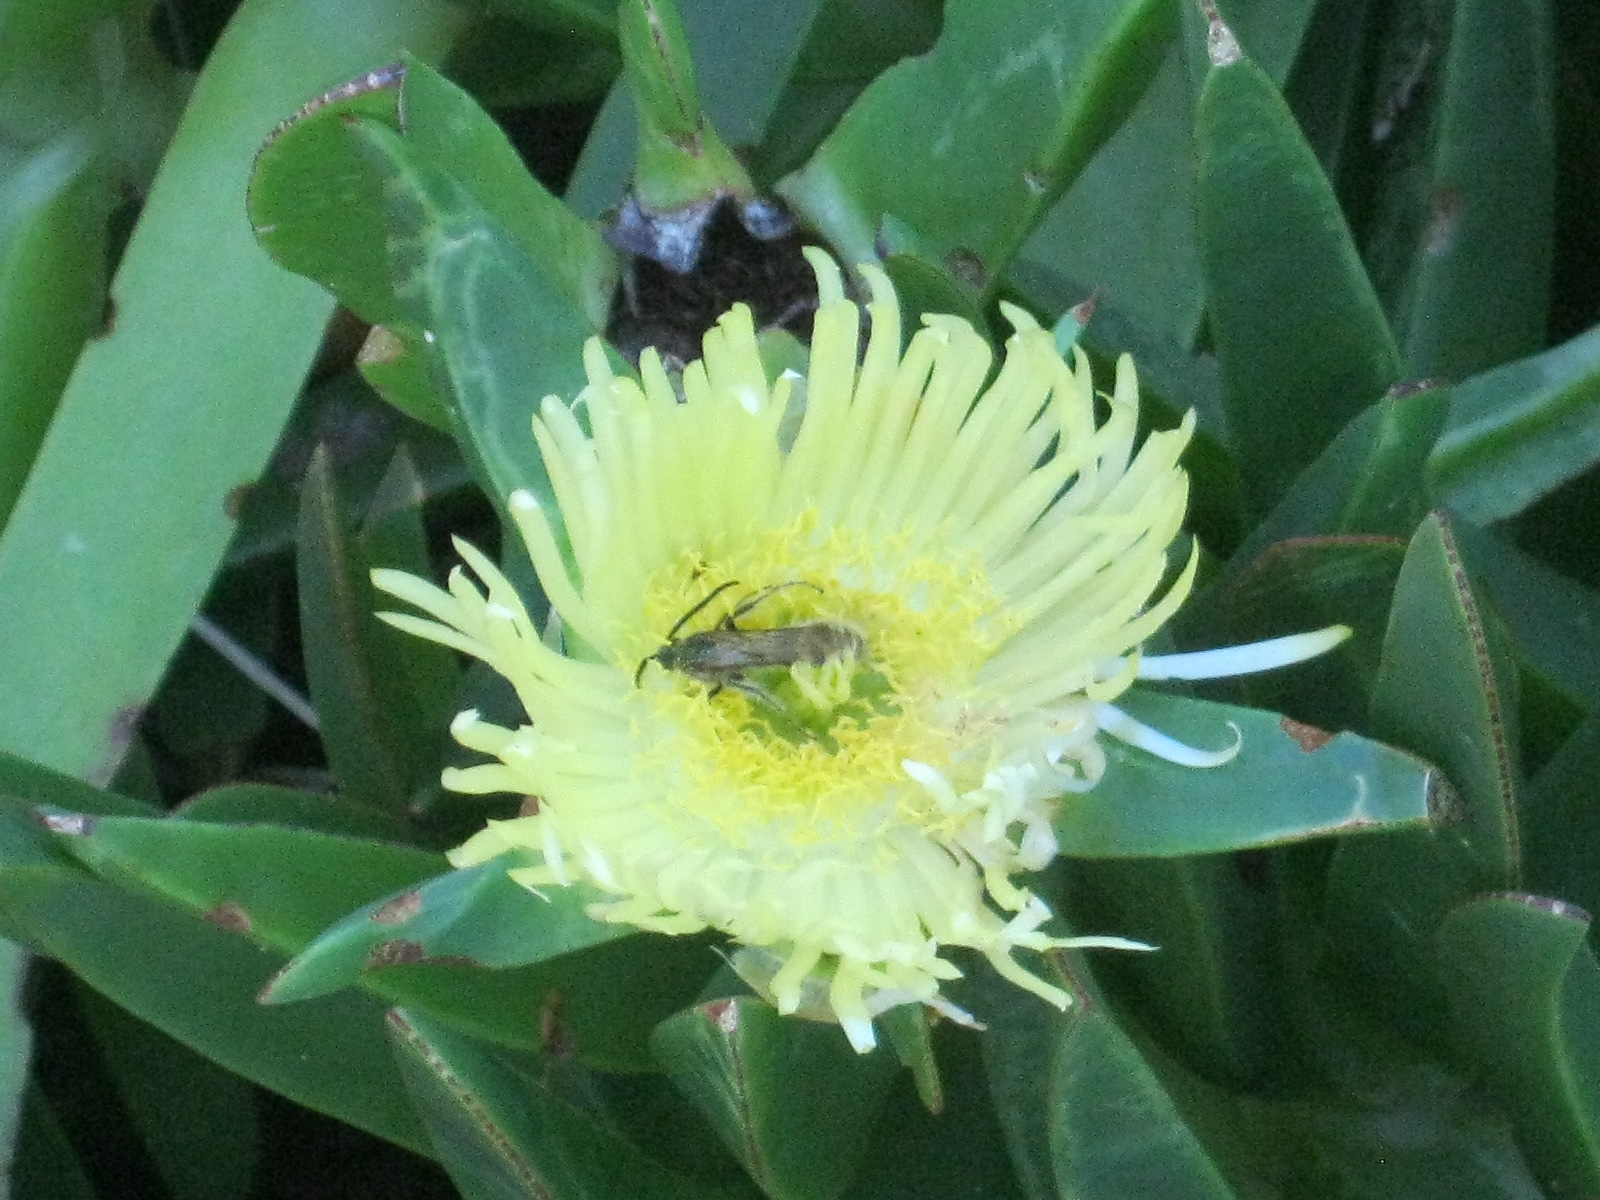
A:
[
  {"xmin": 1198, "ymin": 0, "xmax": 1242, "ymax": 66},
  {"xmin": 705, "ymin": 998, "xmax": 741, "ymax": 1034},
  {"xmin": 1070, "ymin": 288, "xmax": 1102, "ymax": 330}
]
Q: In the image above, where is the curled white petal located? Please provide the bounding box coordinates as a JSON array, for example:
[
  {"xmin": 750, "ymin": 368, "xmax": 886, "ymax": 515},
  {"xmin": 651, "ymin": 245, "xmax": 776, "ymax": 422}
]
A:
[
  {"xmin": 1095, "ymin": 703, "xmax": 1242, "ymax": 767},
  {"xmin": 1136, "ymin": 625, "xmax": 1352, "ymax": 681}
]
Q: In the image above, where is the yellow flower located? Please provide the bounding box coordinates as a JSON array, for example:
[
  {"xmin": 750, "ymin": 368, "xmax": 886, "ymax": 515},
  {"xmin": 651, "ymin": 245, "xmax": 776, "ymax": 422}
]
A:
[{"xmin": 374, "ymin": 251, "xmax": 1346, "ymax": 1052}]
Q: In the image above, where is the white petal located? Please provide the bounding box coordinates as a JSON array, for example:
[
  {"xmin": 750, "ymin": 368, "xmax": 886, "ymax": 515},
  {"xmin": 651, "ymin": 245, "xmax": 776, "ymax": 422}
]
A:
[
  {"xmin": 1136, "ymin": 625, "xmax": 1351, "ymax": 681},
  {"xmin": 1095, "ymin": 703, "xmax": 1242, "ymax": 767}
]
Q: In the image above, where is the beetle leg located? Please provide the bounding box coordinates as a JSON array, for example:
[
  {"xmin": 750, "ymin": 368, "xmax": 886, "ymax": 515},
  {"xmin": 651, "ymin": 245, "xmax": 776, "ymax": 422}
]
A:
[{"xmin": 726, "ymin": 677, "xmax": 781, "ymax": 709}]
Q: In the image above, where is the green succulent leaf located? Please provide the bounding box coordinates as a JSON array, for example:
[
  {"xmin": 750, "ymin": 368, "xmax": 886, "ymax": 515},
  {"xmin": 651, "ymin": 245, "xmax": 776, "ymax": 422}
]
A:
[
  {"xmin": 1435, "ymin": 893, "xmax": 1600, "ymax": 1196},
  {"xmin": 979, "ymin": 951, "xmax": 1242, "ymax": 1200},
  {"xmin": 1449, "ymin": 522, "xmax": 1600, "ymax": 715},
  {"xmin": 389, "ymin": 1007, "xmax": 728, "ymax": 1200},
  {"xmin": 297, "ymin": 447, "xmax": 455, "ymax": 813},
  {"xmin": 38, "ymin": 810, "xmax": 573, "ymax": 1052},
  {"xmin": 173, "ymin": 782, "xmax": 417, "ymax": 843},
  {"xmin": 1361, "ymin": 0, "xmax": 1555, "ymax": 381},
  {"xmin": 0, "ymin": 935, "xmax": 28, "ymax": 1188},
  {"xmin": 264, "ymin": 860, "xmax": 629, "ymax": 1005},
  {"xmin": 267, "ymin": 850, "xmax": 716, "ymax": 1072},
  {"xmin": 245, "ymin": 64, "xmax": 410, "ymax": 330},
  {"xmin": 878, "ymin": 1004, "xmax": 943, "ymax": 1115},
  {"xmin": 48, "ymin": 813, "xmax": 438, "ymax": 944},
  {"xmin": 0, "ymin": 857, "xmax": 431, "ymax": 1154},
  {"xmin": 77, "ymin": 984, "xmax": 260, "ymax": 1200},
  {"xmin": 0, "ymin": 129, "xmax": 111, "ymax": 525},
  {"xmin": 1053, "ymin": 690, "xmax": 1437, "ymax": 858},
  {"xmin": 1017, "ymin": 0, "xmax": 1321, "ymax": 353},
  {"xmin": 1427, "ymin": 322, "xmax": 1600, "ymax": 523},
  {"xmin": 1327, "ymin": 514, "xmax": 1521, "ymax": 1037},
  {"xmin": 779, "ymin": 0, "xmax": 1175, "ymax": 291},
  {"xmin": 1182, "ymin": 536, "xmax": 1407, "ymax": 735},
  {"xmin": 651, "ymin": 996, "xmax": 899, "ymax": 1200},
  {"xmin": 249, "ymin": 52, "xmax": 614, "ymax": 538},
  {"xmin": 1523, "ymin": 717, "xmax": 1600, "ymax": 922},
  {"xmin": 0, "ymin": 0, "xmax": 467, "ymax": 782},
  {"xmin": 350, "ymin": 116, "xmax": 597, "ymax": 533},
  {"xmin": 1195, "ymin": 11, "xmax": 1401, "ymax": 516},
  {"xmin": 567, "ymin": 0, "xmax": 940, "ymax": 218},
  {"xmin": 1232, "ymin": 384, "xmax": 1451, "ymax": 558}
]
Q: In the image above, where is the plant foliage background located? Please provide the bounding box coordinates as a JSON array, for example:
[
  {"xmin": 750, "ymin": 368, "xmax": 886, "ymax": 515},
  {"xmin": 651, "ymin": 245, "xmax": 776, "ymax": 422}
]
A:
[{"xmin": 1, "ymin": 0, "xmax": 1599, "ymax": 1196}]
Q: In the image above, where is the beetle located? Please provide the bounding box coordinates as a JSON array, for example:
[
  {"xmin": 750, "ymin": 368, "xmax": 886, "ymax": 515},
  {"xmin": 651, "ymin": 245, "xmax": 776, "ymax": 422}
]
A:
[{"xmin": 635, "ymin": 580, "xmax": 866, "ymax": 700}]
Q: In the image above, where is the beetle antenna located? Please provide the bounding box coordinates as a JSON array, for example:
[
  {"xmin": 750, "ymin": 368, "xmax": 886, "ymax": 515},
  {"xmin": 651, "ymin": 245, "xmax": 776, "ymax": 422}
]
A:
[
  {"xmin": 664, "ymin": 580, "xmax": 741, "ymax": 642},
  {"xmin": 728, "ymin": 580, "xmax": 824, "ymax": 625}
]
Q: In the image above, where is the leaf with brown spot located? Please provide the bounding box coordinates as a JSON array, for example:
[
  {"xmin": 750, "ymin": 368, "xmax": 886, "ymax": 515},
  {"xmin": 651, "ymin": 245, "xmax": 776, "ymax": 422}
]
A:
[
  {"xmin": 203, "ymin": 903, "xmax": 253, "ymax": 934},
  {"xmin": 371, "ymin": 889, "xmax": 423, "ymax": 925},
  {"xmin": 1281, "ymin": 717, "xmax": 1334, "ymax": 752}
]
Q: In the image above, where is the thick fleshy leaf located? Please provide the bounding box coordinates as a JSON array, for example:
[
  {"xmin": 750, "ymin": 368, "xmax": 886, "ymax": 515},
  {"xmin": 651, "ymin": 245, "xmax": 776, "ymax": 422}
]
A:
[
  {"xmin": 77, "ymin": 984, "xmax": 259, "ymax": 1200},
  {"xmin": 0, "ymin": 936, "xmax": 28, "ymax": 1187},
  {"xmin": 1053, "ymin": 690, "xmax": 1437, "ymax": 858},
  {"xmin": 393, "ymin": 55, "xmax": 614, "ymax": 329},
  {"xmin": 1367, "ymin": 516, "xmax": 1521, "ymax": 878},
  {"xmin": 0, "ymin": 0, "xmax": 467, "ymax": 783},
  {"xmin": 388, "ymin": 1008, "xmax": 727, "ymax": 1200},
  {"xmin": 260, "ymin": 850, "xmax": 713, "ymax": 1071},
  {"xmin": 1058, "ymin": 853, "xmax": 1287, "ymax": 1089},
  {"xmin": 878, "ymin": 1004, "xmax": 942, "ymax": 1115},
  {"xmin": 749, "ymin": 0, "xmax": 943, "ymax": 185},
  {"xmin": 1230, "ymin": 384, "xmax": 1451, "ymax": 559},
  {"xmin": 1327, "ymin": 515, "xmax": 1521, "ymax": 1036},
  {"xmin": 778, "ymin": 0, "xmax": 1175, "ymax": 290},
  {"xmin": 37, "ymin": 812, "xmax": 606, "ymax": 1053},
  {"xmin": 48, "ymin": 814, "xmax": 443, "ymax": 949},
  {"xmin": 1195, "ymin": 10, "xmax": 1401, "ymax": 515},
  {"xmin": 618, "ymin": 0, "xmax": 752, "ymax": 215},
  {"xmin": 1298, "ymin": 1014, "xmax": 1554, "ymax": 1200},
  {"xmin": 245, "ymin": 64, "xmax": 410, "ymax": 330},
  {"xmin": 264, "ymin": 861, "xmax": 629, "ymax": 1004},
  {"xmin": 296, "ymin": 447, "xmax": 451, "ymax": 812},
  {"xmin": 976, "ymin": 951, "xmax": 1242, "ymax": 1200},
  {"xmin": 1427, "ymin": 322, "xmax": 1600, "ymax": 523},
  {"xmin": 0, "ymin": 129, "xmax": 111, "ymax": 524},
  {"xmin": 174, "ymin": 782, "xmax": 417, "ymax": 844},
  {"xmin": 1523, "ymin": 717, "xmax": 1600, "ymax": 920},
  {"xmin": 0, "ymin": 862, "xmax": 430, "ymax": 1154},
  {"xmin": 8, "ymin": 1085, "xmax": 96, "ymax": 1200},
  {"xmin": 350, "ymin": 116, "xmax": 597, "ymax": 528},
  {"xmin": 249, "ymin": 54, "xmax": 613, "ymax": 531},
  {"xmin": 1361, "ymin": 0, "xmax": 1554, "ymax": 380},
  {"xmin": 1435, "ymin": 894, "xmax": 1600, "ymax": 1196},
  {"xmin": 1449, "ymin": 522, "xmax": 1600, "ymax": 715},
  {"xmin": 249, "ymin": 55, "xmax": 612, "ymax": 332},
  {"xmin": 358, "ymin": 448, "xmax": 465, "ymax": 753},
  {"xmin": 651, "ymin": 997, "xmax": 899, "ymax": 1200},
  {"xmin": 1017, "ymin": 0, "xmax": 1320, "ymax": 352},
  {"xmin": 842, "ymin": 1024, "xmax": 1023, "ymax": 1200}
]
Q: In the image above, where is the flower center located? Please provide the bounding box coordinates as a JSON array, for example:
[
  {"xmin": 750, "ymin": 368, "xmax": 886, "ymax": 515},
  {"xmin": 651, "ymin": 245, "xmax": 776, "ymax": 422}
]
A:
[{"xmin": 623, "ymin": 516, "xmax": 1020, "ymax": 856}]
